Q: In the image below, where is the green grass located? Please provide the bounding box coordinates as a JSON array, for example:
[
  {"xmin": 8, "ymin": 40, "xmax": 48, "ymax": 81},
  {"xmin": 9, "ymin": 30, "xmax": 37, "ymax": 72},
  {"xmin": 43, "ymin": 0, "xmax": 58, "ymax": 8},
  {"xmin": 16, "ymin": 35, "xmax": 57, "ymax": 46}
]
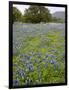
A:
[{"xmin": 13, "ymin": 27, "xmax": 65, "ymax": 85}]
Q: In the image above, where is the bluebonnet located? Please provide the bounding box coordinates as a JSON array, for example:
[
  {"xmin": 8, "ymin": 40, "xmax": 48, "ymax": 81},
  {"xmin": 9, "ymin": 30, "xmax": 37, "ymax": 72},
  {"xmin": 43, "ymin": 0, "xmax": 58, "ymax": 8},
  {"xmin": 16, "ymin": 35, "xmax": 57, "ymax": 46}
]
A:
[
  {"xmin": 45, "ymin": 53, "xmax": 49, "ymax": 58},
  {"xmin": 51, "ymin": 54, "xmax": 54, "ymax": 59},
  {"xmin": 13, "ymin": 23, "xmax": 65, "ymax": 85},
  {"xmin": 20, "ymin": 53, "xmax": 25, "ymax": 57},
  {"xmin": 13, "ymin": 77, "xmax": 19, "ymax": 86},
  {"xmin": 36, "ymin": 51, "xmax": 39, "ymax": 55},
  {"xmin": 54, "ymin": 63, "xmax": 60, "ymax": 72},
  {"xmin": 50, "ymin": 59, "xmax": 56, "ymax": 64},
  {"xmin": 50, "ymin": 59, "xmax": 59, "ymax": 71},
  {"xmin": 27, "ymin": 50, "xmax": 31, "ymax": 53},
  {"xmin": 44, "ymin": 63, "xmax": 48, "ymax": 68},
  {"xmin": 28, "ymin": 65, "xmax": 34, "ymax": 72},
  {"xmin": 46, "ymin": 59, "xmax": 49, "ymax": 63},
  {"xmin": 34, "ymin": 59, "xmax": 37, "ymax": 63},
  {"xmin": 36, "ymin": 51, "xmax": 42, "ymax": 58},
  {"xmin": 18, "ymin": 59, "xmax": 25, "ymax": 63},
  {"xmin": 25, "ymin": 55, "xmax": 30, "ymax": 60},
  {"xmin": 44, "ymin": 59, "xmax": 49, "ymax": 68},
  {"xmin": 25, "ymin": 77, "xmax": 32, "ymax": 85},
  {"xmin": 29, "ymin": 61, "xmax": 33, "ymax": 64},
  {"xmin": 54, "ymin": 64, "xmax": 56, "ymax": 71},
  {"xmin": 26, "ymin": 62, "xmax": 30, "ymax": 67},
  {"xmin": 29, "ymin": 56, "xmax": 32, "ymax": 60},
  {"xmin": 38, "ymin": 54, "xmax": 42, "ymax": 58},
  {"xmin": 31, "ymin": 52, "xmax": 35, "ymax": 56},
  {"xmin": 18, "ymin": 72, "xmax": 25, "ymax": 78}
]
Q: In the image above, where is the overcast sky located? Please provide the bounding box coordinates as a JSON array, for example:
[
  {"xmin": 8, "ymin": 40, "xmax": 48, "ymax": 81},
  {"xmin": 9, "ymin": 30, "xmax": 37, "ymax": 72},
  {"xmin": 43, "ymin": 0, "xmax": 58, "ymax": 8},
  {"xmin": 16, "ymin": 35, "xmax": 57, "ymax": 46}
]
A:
[{"xmin": 13, "ymin": 4, "xmax": 65, "ymax": 15}]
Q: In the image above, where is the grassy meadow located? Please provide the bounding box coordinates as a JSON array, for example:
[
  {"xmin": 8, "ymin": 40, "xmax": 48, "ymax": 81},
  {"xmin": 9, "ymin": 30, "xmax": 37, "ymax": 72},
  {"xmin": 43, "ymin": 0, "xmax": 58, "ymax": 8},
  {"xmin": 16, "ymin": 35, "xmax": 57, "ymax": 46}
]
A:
[{"xmin": 13, "ymin": 23, "xmax": 65, "ymax": 86}]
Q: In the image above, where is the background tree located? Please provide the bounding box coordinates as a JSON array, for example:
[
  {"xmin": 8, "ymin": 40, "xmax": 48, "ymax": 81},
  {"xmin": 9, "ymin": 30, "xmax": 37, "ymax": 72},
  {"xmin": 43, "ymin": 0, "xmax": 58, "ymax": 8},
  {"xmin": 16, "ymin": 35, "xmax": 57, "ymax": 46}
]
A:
[
  {"xmin": 13, "ymin": 7, "xmax": 22, "ymax": 23},
  {"xmin": 24, "ymin": 5, "xmax": 52, "ymax": 23}
]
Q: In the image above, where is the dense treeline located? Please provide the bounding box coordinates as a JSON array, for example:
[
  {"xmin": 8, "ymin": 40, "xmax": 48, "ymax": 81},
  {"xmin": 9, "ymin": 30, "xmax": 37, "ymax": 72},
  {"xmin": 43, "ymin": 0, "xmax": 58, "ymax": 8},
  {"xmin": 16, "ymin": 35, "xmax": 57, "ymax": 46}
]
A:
[
  {"xmin": 13, "ymin": 5, "xmax": 64, "ymax": 23},
  {"xmin": 13, "ymin": 7, "xmax": 22, "ymax": 22}
]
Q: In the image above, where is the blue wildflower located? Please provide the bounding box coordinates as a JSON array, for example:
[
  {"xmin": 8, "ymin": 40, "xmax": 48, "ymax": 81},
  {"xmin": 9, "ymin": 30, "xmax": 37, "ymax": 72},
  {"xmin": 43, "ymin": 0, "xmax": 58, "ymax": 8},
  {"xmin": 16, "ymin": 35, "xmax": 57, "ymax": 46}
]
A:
[
  {"xmin": 29, "ymin": 61, "xmax": 33, "ymax": 64},
  {"xmin": 20, "ymin": 53, "xmax": 25, "ymax": 57},
  {"xmin": 38, "ymin": 53, "xmax": 42, "ymax": 58},
  {"xmin": 13, "ymin": 77, "xmax": 19, "ymax": 86},
  {"xmin": 34, "ymin": 59, "xmax": 37, "ymax": 63},
  {"xmin": 28, "ymin": 66, "xmax": 34, "ymax": 72},
  {"xmin": 19, "ymin": 59, "xmax": 26, "ymax": 63},
  {"xmin": 45, "ymin": 53, "xmax": 49, "ymax": 58},
  {"xmin": 29, "ymin": 56, "xmax": 32, "ymax": 60},
  {"xmin": 51, "ymin": 54, "xmax": 54, "ymax": 59},
  {"xmin": 32, "ymin": 52, "xmax": 35, "ymax": 56},
  {"xmin": 26, "ymin": 62, "xmax": 30, "ymax": 67},
  {"xmin": 44, "ymin": 59, "xmax": 49, "ymax": 68},
  {"xmin": 50, "ymin": 59, "xmax": 59, "ymax": 71},
  {"xmin": 46, "ymin": 59, "xmax": 49, "ymax": 63},
  {"xmin": 25, "ymin": 77, "xmax": 32, "ymax": 85},
  {"xmin": 25, "ymin": 55, "xmax": 30, "ymax": 60},
  {"xmin": 18, "ymin": 72, "xmax": 25, "ymax": 78},
  {"xmin": 27, "ymin": 50, "xmax": 31, "ymax": 53},
  {"xmin": 50, "ymin": 59, "xmax": 56, "ymax": 64},
  {"xmin": 44, "ymin": 63, "xmax": 47, "ymax": 68},
  {"xmin": 54, "ymin": 64, "xmax": 56, "ymax": 71}
]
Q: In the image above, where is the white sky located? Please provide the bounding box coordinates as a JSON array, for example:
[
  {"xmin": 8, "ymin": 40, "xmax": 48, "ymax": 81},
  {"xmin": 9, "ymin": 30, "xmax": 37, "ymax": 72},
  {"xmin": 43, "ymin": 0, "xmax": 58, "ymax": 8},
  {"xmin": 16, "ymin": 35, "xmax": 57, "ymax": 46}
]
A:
[{"xmin": 13, "ymin": 4, "xmax": 65, "ymax": 15}]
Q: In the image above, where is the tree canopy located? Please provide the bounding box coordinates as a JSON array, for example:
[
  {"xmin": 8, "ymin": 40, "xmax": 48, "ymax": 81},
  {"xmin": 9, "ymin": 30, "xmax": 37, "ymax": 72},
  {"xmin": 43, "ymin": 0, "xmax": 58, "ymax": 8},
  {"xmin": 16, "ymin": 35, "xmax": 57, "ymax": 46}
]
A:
[
  {"xmin": 24, "ymin": 5, "xmax": 52, "ymax": 23},
  {"xmin": 13, "ymin": 5, "xmax": 59, "ymax": 23},
  {"xmin": 13, "ymin": 7, "xmax": 22, "ymax": 22}
]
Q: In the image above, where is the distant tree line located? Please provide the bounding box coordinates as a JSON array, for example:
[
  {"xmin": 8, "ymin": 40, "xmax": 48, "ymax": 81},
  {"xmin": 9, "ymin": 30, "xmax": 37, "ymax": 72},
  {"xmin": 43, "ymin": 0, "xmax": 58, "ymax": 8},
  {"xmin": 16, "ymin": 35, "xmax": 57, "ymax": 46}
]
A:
[{"xmin": 13, "ymin": 5, "xmax": 64, "ymax": 23}]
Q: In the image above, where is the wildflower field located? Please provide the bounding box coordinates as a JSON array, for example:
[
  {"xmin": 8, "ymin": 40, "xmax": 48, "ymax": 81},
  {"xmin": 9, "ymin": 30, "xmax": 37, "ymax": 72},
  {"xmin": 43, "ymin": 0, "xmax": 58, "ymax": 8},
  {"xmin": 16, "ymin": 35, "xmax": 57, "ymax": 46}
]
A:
[{"xmin": 13, "ymin": 23, "xmax": 65, "ymax": 86}]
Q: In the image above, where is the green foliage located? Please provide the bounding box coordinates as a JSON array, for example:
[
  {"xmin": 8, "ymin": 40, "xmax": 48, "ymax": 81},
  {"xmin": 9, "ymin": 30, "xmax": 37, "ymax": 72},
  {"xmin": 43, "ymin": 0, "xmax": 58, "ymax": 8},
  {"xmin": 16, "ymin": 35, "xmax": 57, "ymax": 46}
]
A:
[
  {"xmin": 13, "ymin": 7, "xmax": 22, "ymax": 22},
  {"xmin": 12, "ymin": 6, "xmax": 64, "ymax": 23},
  {"xmin": 13, "ymin": 24, "xmax": 65, "ymax": 85},
  {"xmin": 52, "ymin": 17, "xmax": 65, "ymax": 23},
  {"xmin": 24, "ymin": 5, "xmax": 52, "ymax": 23},
  {"xmin": 21, "ymin": 16, "xmax": 27, "ymax": 23}
]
